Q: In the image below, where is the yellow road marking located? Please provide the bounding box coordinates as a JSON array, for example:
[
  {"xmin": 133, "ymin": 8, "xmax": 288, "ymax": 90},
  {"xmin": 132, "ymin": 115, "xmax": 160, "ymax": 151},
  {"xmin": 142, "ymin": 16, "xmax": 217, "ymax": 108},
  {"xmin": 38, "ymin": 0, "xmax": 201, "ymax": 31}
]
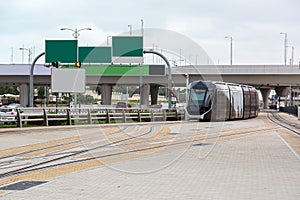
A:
[
  {"xmin": 0, "ymin": 116, "xmax": 284, "ymax": 191},
  {"xmin": 0, "ymin": 127, "xmax": 119, "ymax": 157}
]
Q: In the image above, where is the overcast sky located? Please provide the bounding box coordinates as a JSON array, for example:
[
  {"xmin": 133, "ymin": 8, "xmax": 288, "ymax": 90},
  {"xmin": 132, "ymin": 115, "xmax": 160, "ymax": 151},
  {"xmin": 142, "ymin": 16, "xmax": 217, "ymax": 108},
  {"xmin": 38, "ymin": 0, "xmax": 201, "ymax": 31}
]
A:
[{"xmin": 0, "ymin": 0, "xmax": 299, "ymax": 65}]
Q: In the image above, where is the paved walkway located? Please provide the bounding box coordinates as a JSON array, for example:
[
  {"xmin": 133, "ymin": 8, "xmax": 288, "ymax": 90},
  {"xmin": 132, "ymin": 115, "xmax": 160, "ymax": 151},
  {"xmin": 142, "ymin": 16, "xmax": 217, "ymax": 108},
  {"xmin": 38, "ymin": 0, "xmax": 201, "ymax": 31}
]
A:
[{"xmin": 1, "ymin": 113, "xmax": 300, "ymax": 199}]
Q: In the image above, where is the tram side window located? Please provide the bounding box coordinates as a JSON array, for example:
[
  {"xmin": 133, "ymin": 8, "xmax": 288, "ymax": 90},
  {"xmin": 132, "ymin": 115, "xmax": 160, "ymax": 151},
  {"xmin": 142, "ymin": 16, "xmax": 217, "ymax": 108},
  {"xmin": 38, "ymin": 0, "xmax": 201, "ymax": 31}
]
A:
[{"xmin": 231, "ymin": 91, "xmax": 243, "ymax": 117}]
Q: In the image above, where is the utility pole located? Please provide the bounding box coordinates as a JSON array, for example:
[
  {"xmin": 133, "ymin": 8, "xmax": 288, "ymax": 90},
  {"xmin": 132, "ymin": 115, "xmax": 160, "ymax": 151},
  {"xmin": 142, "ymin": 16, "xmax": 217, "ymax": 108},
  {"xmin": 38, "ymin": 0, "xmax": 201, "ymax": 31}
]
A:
[
  {"xmin": 225, "ymin": 36, "xmax": 233, "ymax": 65},
  {"xmin": 280, "ymin": 32, "xmax": 288, "ymax": 66}
]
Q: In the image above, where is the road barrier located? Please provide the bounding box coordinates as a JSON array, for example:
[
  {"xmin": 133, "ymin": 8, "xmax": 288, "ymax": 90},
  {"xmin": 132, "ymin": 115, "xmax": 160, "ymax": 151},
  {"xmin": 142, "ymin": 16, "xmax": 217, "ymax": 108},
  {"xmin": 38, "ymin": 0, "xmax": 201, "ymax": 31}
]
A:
[
  {"xmin": 279, "ymin": 106, "xmax": 298, "ymax": 117},
  {"xmin": 6, "ymin": 107, "xmax": 185, "ymax": 128}
]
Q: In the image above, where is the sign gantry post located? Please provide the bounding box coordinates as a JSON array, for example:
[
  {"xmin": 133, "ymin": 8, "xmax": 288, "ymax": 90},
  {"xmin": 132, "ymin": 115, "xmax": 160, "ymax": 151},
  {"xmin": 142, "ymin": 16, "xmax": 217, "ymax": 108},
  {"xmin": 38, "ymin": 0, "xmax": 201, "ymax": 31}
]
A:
[
  {"xmin": 143, "ymin": 49, "xmax": 172, "ymax": 109},
  {"xmin": 29, "ymin": 52, "xmax": 45, "ymax": 107}
]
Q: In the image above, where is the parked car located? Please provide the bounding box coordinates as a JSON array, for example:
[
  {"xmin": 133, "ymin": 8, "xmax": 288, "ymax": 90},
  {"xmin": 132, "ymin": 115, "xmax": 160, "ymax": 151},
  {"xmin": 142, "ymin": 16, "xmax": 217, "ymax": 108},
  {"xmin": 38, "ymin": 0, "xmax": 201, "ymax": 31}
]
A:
[
  {"xmin": 116, "ymin": 102, "xmax": 131, "ymax": 108},
  {"xmin": 0, "ymin": 106, "xmax": 18, "ymax": 124}
]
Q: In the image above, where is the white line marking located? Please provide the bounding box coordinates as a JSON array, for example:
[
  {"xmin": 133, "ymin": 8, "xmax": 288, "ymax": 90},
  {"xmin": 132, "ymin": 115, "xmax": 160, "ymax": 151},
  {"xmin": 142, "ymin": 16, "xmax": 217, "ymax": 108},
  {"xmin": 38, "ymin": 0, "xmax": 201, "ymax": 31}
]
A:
[{"xmin": 276, "ymin": 133, "xmax": 300, "ymax": 161}]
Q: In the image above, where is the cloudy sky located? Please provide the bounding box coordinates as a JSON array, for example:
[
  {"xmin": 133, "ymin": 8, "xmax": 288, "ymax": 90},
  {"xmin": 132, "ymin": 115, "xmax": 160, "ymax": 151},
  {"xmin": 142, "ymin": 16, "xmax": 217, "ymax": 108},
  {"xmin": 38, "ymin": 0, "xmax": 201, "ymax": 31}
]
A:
[{"xmin": 0, "ymin": 0, "xmax": 299, "ymax": 65}]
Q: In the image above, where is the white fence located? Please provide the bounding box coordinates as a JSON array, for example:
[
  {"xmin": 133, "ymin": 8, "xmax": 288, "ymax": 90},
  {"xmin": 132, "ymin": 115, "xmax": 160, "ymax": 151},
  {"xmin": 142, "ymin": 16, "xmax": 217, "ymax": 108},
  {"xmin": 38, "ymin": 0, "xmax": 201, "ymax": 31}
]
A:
[{"xmin": 1, "ymin": 107, "xmax": 185, "ymax": 128}]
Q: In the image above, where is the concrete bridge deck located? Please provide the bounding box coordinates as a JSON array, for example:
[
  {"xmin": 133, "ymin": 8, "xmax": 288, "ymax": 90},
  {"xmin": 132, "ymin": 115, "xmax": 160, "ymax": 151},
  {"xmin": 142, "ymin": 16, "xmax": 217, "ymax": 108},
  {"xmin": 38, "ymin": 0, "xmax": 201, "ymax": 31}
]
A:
[{"xmin": 1, "ymin": 64, "xmax": 299, "ymax": 107}]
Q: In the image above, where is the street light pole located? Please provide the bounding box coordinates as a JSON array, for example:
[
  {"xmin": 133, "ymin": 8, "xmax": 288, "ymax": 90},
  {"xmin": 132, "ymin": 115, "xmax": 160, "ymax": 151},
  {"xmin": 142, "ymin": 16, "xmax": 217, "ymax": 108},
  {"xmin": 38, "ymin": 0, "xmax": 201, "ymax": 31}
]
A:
[
  {"xmin": 290, "ymin": 46, "xmax": 294, "ymax": 66},
  {"xmin": 60, "ymin": 27, "xmax": 92, "ymax": 62},
  {"xmin": 280, "ymin": 32, "xmax": 288, "ymax": 66},
  {"xmin": 128, "ymin": 24, "xmax": 132, "ymax": 36},
  {"xmin": 60, "ymin": 27, "xmax": 92, "ymax": 107},
  {"xmin": 185, "ymin": 73, "xmax": 189, "ymax": 120},
  {"xmin": 225, "ymin": 36, "xmax": 233, "ymax": 65},
  {"xmin": 141, "ymin": 19, "xmax": 144, "ymax": 36},
  {"xmin": 107, "ymin": 36, "xmax": 111, "ymax": 45},
  {"xmin": 19, "ymin": 47, "xmax": 32, "ymax": 64}
]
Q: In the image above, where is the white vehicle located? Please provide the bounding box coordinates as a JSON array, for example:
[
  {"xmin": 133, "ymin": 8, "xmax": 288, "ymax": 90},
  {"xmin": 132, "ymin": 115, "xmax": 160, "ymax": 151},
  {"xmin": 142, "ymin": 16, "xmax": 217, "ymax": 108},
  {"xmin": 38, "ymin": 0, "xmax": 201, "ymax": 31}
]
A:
[{"xmin": 0, "ymin": 106, "xmax": 18, "ymax": 124}]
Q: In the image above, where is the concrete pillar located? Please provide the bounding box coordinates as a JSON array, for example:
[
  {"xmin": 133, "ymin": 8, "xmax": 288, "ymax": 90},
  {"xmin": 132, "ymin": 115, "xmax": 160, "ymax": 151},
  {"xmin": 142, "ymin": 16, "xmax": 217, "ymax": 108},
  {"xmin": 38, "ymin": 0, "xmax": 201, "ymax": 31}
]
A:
[
  {"xmin": 101, "ymin": 84, "xmax": 112, "ymax": 105},
  {"xmin": 20, "ymin": 84, "xmax": 29, "ymax": 107},
  {"xmin": 150, "ymin": 84, "xmax": 159, "ymax": 105},
  {"xmin": 260, "ymin": 88, "xmax": 271, "ymax": 109},
  {"xmin": 140, "ymin": 84, "xmax": 150, "ymax": 107},
  {"xmin": 275, "ymin": 86, "xmax": 289, "ymax": 107},
  {"xmin": 275, "ymin": 86, "xmax": 289, "ymax": 97}
]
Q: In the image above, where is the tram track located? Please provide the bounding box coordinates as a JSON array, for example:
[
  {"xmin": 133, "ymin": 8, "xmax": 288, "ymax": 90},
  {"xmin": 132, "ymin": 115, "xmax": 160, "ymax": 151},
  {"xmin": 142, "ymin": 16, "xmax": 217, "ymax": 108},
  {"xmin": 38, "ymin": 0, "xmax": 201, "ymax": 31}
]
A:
[
  {"xmin": 0, "ymin": 125, "xmax": 158, "ymax": 179},
  {"xmin": 266, "ymin": 111, "xmax": 300, "ymax": 136},
  {"xmin": 0, "ymin": 123, "xmax": 271, "ymax": 165},
  {"xmin": 0, "ymin": 127, "xmax": 127, "ymax": 161},
  {"xmin": 0, "ymin": 122, "xmax": 279, "ymax": 180}
]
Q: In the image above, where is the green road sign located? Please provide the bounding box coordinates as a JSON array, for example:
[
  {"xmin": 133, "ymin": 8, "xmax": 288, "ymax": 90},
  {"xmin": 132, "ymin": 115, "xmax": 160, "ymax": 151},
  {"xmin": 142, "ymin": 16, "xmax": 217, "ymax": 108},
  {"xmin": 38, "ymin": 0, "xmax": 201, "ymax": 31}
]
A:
[
  {"xmin": 85, "ymin": 65, "xmax": 148, "ymax": 76},
  {"xmin": 60, "ymin": 65, "xmax": 165, "ymax": 76},
  {"xmin": 45, "ymin": 40, "xmax": 77, "ymax": 63},
  {"xmin": 79, "ymin": 47, "xmax": 112, "ymax": 63},
  {"xmin": 112, "ymin": 36, "xmax": 143, "ymax": 57}
]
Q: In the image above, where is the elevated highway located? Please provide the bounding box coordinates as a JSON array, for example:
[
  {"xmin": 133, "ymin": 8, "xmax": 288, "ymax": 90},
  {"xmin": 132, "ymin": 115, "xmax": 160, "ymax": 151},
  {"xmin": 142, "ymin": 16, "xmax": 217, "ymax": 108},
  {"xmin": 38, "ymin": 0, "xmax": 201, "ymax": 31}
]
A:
[{"xmin": 0, "ymin": 64, "xmax": 300, "ymax": 107}]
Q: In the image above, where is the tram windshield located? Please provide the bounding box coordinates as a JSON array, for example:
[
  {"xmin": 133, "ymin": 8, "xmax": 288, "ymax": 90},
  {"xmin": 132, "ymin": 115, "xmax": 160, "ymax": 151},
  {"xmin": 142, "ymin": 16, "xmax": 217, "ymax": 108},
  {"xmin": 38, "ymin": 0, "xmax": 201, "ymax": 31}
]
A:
[{"xmin": 190, "ymin": 88, "xmax": 206, "ymax": 104}]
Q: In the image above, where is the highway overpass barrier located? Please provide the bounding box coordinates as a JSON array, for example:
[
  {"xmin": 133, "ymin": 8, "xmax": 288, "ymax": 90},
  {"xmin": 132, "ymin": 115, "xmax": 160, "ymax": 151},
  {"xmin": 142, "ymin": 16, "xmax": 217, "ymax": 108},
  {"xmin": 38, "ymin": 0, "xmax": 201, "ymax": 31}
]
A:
[
  {"xmin": 3, "ymin": 107, "xmax": 185, "ymax": 128},
  {"xmin": 279, "ymin": 106, "xmax": 298, "ymax": 117}
]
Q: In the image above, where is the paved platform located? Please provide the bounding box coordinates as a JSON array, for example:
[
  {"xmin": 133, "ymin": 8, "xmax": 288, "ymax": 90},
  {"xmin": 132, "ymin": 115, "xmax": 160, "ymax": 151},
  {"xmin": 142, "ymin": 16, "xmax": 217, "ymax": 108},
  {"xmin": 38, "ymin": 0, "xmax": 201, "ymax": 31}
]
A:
[{"xmin": 0, "ymin": 112, "xmax": 300, "ymax": 199}]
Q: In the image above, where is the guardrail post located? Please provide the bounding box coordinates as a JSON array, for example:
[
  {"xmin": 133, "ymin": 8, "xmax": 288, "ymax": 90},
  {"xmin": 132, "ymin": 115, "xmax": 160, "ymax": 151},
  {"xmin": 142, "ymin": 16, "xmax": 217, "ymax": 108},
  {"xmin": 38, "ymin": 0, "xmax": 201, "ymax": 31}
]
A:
[
  {"xmin": 106, "ymin": 109, "xmax": 110, "ymax": 124},
  {"xmin": 163, "ymin": 109, "xmax": 167, "ymax": 121},
  {"xmin": 151, "ymin": 109, "xmax": 154, "ymax": 121},
  {"xmin": 16, "ymin": 109, "xmax": 22, "ymax": 128},
  {"xmin": 175, "ymin": 109, "xmax": 178, "ymax": 120},
  {"xmin": 43, "ymin": 108, "xmax": 49, "ymax": 126},
  {"xmin": 67, "ymin": 108, "xmax": 71, "ymax": 125},
  {"xmin": 137, "ymin": 109, "xmax": 141, "ymax": 122},
  {"xmin": 122, "ymin": 109, "xmax": 126, "ymax": 123},
  {"xmin": 87, "ymin": 109, "xmax": 92, "ymax": 124}
]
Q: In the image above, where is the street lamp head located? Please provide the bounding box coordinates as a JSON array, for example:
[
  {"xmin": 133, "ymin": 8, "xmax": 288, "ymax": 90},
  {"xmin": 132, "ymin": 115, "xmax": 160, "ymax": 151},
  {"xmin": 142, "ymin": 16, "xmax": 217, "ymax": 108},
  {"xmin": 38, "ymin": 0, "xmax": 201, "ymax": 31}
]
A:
[
  {"xmin": 19, "ymin": 47, "xmax": 30, "ymax": 52},
  {"xmin": 60, "ymin": 27, "xmax": 92, "ymax": 39},
  {"xmin": 78, "ymin": 27, "xmax": 92, "ymax": 31},
  {"xmin": 61, "ymin": 27, "xmax": 92, "ymax": 31}
]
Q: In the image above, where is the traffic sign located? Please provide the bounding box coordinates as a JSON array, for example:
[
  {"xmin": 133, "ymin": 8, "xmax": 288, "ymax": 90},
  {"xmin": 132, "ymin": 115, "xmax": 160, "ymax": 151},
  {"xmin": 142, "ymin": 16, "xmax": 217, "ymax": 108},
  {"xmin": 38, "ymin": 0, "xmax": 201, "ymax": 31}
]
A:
[
  {"xmin": 51, "ymin": 68, "xmax": 86, "ymax": 93},
  {"xmin": 45, "ymin": 40, "xmax": 77, "ymax": 63},
  {"xmin": 112, "ymin": 36, "xmax": 143, "ymax": 63},
  {"xmin": 79, "ymin": 47, "xmax": 112, "ymax": 63}
]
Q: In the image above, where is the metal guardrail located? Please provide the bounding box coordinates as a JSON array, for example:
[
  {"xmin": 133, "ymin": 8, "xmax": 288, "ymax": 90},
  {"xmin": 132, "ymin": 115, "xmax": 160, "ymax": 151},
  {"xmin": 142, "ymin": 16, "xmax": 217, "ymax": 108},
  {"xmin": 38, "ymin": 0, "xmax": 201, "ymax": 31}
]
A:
[
  {"xmin": 0, "ymin": 107, "xmax": 185, "ymax": 128},
  {"xmin": 173, "ymin": 65, "xmax": 300, "ymax": 75},
  {"xmin": 279, "ymin": 106, "xmax": 298, "ymax": 117}
]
